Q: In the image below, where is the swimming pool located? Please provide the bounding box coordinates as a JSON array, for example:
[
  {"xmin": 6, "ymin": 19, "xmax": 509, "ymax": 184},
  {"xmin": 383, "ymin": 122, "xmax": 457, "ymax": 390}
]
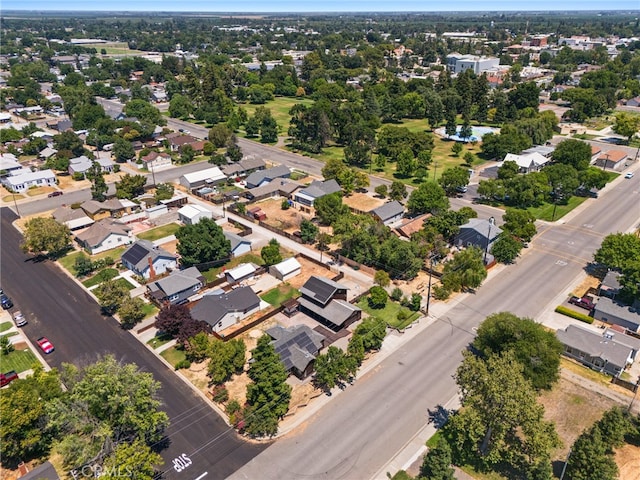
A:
[{"xmin": 435, "ymin": 125, "xmax": 500, "ymax": 142}]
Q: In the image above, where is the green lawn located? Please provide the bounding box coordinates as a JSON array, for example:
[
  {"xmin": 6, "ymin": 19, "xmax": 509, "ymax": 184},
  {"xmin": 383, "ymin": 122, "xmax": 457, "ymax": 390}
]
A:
[
  {"xmin": 114, "ymin": 277, "xmax": 136, "ymax": 291},
  {"xmin": 357, "ymin": 297, "xmax": 420, "ymax": 330},
  {"xmin": 147, "ymin": 332, "xmax": 173, "ymax": 349},
  {"xmin": 82, "ymin": 268, "xmax": 119, "ymax": 288},
  {"xmin": 137, "ymin": 223, "xmax": 181, "ymax": 242},
  {"xmin": 161, "ymin": 346, "xmax": 186, "ymax": 368},
  {"xmin": 240, "ymin": 96, "xmax": 314, "ymax": 135},
  {"xmin": 201, "ymin": 253, "xmax": 265, "ymax": 282},
  {"xmin": 527, "ymin": 196, "xmax": 588, "ymax": 222},
  {"xmin": 0, "ymin": 321, "xmax": 13, "ymax": 333},
  {"xmin": 0, "ymin": 348, "xmax": 38, "ymax": 373},
  {"xmin": 260, "ymin": 283, "xmax": 300, "ymax": 306},
  {"xmin": 141, "ymin": 302, "xmax": 159, "ymax": 318},
  {"xmin": 58, "ymin": 246, "xmax": 128, "ymax": 276}
]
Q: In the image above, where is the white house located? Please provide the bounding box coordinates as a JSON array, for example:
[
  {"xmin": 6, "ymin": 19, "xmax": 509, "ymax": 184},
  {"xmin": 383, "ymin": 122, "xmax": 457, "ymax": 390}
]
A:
[
  {"xmin": 179, "ymin": 167, "xmax": 226, "ymax": 190},
  {"xmin": 140, "ymin": 151, "xmax": 172, "ymax": 170},
  {"xmin": 1, "ymin": 169, "xmax": 56, "ymax": 193},
  {"xmin": 178, "ymin": 204, "xmax": 214, "ymax": 225},
  {"xmin": 75, "ymin": 219, "xmax": 133, "ymax": 254},
  {"xmin": 269, "ymin": 257, "xmax": 302, "ymax": 281},
  {"xmin": 0, "ymin": 153, "xmax": 22, "ymax": 174},
  {"xmin": 502, "ymin": 152, "xmax": 550, "ymax": 173},
  {"xmin": 68, "ymin": 156, "xmax": 115, "ymax": 176},
  {"xmin": 121, "ymin": 240, "xmax": 178, "ymax": 279}
]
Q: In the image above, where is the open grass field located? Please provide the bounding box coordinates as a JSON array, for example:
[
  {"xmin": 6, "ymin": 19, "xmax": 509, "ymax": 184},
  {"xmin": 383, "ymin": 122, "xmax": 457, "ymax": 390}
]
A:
[
  {"xmin": 357, "ymin": 297, "xmax": 420, "ymax": 330},
  {"xmin": 82, "ymin": 42, "xmax": 145, "ymax": 55},
  {"xmin": 0, "ymin": 347, "xmax": 38, "ymax": 373},
  {"xmin": 260, "ymin": 283, "xmax": 300, "ymax": 306},
  {"xmin": 137, "ymin": 223, "xmax": 181, "ymax": 241},
  {"xmin": 240, "ymin": 96, "xmax": 314, "ymax": 137}
]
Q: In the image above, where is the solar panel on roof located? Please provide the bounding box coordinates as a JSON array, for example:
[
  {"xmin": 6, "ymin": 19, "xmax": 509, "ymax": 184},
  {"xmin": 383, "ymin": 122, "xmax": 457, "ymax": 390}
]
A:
[{"xmin": 123, "ymin": 243, "xmax": 150, "ymax": 265}]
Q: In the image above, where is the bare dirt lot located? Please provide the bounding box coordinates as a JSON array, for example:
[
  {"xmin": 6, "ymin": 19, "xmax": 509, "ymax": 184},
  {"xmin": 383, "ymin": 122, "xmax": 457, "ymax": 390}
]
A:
[
  {"xmin": 255, "ymin": 198, "xmax": 314, "ymax": 233},
  {"xmin": 288, "ymin": 256, "xmax": 335, "ymax": 289},
  {"xmin": 616, "ymin": 444, "xmax": 640, "ymax": 480},
  {"xmin": 539, "ymin": 376, "xmax": 617, "ymax": 458},
  {"xmin": 342, "ymin": 192, "xmax": 385, "ymax": 212}
]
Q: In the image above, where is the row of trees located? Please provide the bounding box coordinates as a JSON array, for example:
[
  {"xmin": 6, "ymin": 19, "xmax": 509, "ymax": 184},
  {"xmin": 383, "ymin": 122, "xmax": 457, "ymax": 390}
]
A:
[{"xmin": 1, "ymin": 358, "xmax": 167, "ymax": 477}]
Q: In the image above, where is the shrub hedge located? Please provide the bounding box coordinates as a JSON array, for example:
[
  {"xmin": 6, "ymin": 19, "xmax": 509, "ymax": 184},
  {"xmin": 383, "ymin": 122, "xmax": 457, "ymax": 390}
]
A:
[{"xmin": 555, "ymin": 305, "xmax": 594, "ymax": 324}]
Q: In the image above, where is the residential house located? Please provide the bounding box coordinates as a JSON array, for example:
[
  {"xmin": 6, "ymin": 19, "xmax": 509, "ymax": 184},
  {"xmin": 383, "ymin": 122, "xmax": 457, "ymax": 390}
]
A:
[
  {"xmin": 626, "ymin": 96, "xmax": 640, "ymax": 107},
  {"xmin": 269, "ymin": 257, "xmax": 302, "ymax": 281},
  {"xmin": 454, "ymin": 218, "xmax": 503, "ymax": 251},
  {"xmin": 167, "ymin": 134, "xmax": 203, "ymax": 153},
  {"xmin": 595, "ymin": 150, "xmax": 628, "ymax": 171},
  {"xmin": 298, "ymin": 276, "xmax": 361, "ymax": 331},
  {"xmin": 593, "ymin": 297, "xmax": 640, "ymax": 332},
  {"xmin": 47, "ymin": 119, "xmax": 73, "ymax": 132},
  {"xmin": 555, "ymin": 123, "xmax": 588, "ymax": 135},
  {"xmin": 1, "ymin": 169, "xmax": 56, "ymax": 193},
  {"xmin": 38, "ymin": 146, "xmax": 58, "ymax": 161},
  {"xmin": 591, "ymin": 145, "xmax": 602, "ymax": 163},
  {"xmin": 80, "ymin": 199, "xmax": 128, "ymax": 220},
  {"xmin": 152, "ymin": 90, "xmax": 168, "ymax": 103},
  {"xmin": 52, "ymin": 206, "xmax": 95, "ymax": 230},
  {"xmin": 245, "ymin": 165, "xmax": 291, "ymax": 189},
  {"xmin": 121, "ymin": 239, "xmax": 178, "ymax": 279},
  {"xmin": 221, "ymin": 156, "xmax": 266, "ymax": 177},
  {"xmin": 68, "ymin": 156, "xmax": 114, "ymax": 176},
  {"xmin": 225, "ymin": 263, "xmax": 258, "ymax": 284},
  {"xmin": 502, "ymin": 152, "xmax": 550, "ymax": 173},
  {"xmin": 266, "ymin": 324, "xmax": 326, "ymax": 378},
  {"xmin": 225, "ymin": 231, "xmax": 252, "ymax": 257},
  {"xmin": 395, "ymin": 214, "xmax": 431, "ymax": 239},
  {"xmin": 521, "ymin": 145, "xmax": 555, "ymax": 158},
  {"xmin": 599, "ymin": 271, "xmax": 623, "ymax": 299},
  {"xmin": 293, "ymin": 179, "xmax": 342, "ymax": 208},
  {"xmin": 147, "ymin": 267, "xmax": 205, "ymax": 305},
  {"xmin": 75, "ymin": 219, "xmax": 132, "ymax": 254},
  {"xmin": 556, "ymin": 324, "xmax": 636, "ymax": 376},
  {"xmin": 244, "ymin": 178, "xmax": 301, "ymax": 202},
  {"xmin": 18, "ymin": 461, "xmax": 60, "ymax": 480},
  {"xmin": 140, "ymin": 151, "xmax": 172, "ymax": 170},
  {"xmin": 371, "ymin": 200, "xmax": 405, "ymax": 226},
  {"xmin": 0, "ymin": 153, "xmax": 23, "ymax": 174},
  {"xmin": 179, "ymin": 167, "xmax": 226, "ymax": 190},
  {"xmin": 190, "ymin": 286, "xmax": 261, "ymax": 332},
  {"xmin": 178, "ymin": 204, "xmax": 213, "ymax": 225}
]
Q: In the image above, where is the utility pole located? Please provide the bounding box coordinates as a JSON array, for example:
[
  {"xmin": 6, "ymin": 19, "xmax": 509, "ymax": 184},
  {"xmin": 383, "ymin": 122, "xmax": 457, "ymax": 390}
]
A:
[
  {"xmin": 559, "ymin": 448, "xmax": 572, "ymax": 480},
  {"xmin": 12, "ymin": 192, "xmax": 20, "ymax": 217},
  {"xmin": 628, "ymin": 377, "xmax": 640, "ymax": 413},
  {"xmin": 425, "ymin": 254, "xmax": 435, "ymax": 316}
]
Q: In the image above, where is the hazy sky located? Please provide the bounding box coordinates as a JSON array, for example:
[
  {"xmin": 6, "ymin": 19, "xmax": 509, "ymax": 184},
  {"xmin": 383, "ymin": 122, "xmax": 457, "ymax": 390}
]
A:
[{"xmin": 2, "ymin": 0, "xmax": 639, "ymax": 12}]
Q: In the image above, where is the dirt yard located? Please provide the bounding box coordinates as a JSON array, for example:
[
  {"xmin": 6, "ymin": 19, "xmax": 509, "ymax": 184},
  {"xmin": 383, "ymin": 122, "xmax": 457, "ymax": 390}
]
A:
[
  {"xmin": 539, "ymin": 376, "xmax": 618, "ymax": 459},
  {"xmin": 287, "ymin": 256, "xmax": 335, "ymax": 289},
  {"xmin": 342, "ymin": 192, "xmax": 385, "ymax": 213},
  {"xmin": 616, "ymin": 444, "xmax": 640, "ymax": 480},
  {"xmin": 255, "ymin": 198, "xmax": 314, "ymax": 233},
  {"xmin": 571, "ymin": 274, "xmax": 601, "ymax": 298}
]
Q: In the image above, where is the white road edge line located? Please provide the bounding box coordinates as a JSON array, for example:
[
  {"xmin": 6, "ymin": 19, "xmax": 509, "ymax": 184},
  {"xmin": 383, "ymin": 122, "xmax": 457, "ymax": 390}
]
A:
[{"xmin": 193, "ymin": 473, "xmax": 208, "ymax": 480}]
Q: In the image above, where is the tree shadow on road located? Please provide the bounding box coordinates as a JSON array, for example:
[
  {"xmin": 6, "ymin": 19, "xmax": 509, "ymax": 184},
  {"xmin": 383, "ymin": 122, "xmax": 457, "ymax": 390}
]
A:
[{"xmin": 427, "ymin": 405, "xmax": 452, "ymax": 429}]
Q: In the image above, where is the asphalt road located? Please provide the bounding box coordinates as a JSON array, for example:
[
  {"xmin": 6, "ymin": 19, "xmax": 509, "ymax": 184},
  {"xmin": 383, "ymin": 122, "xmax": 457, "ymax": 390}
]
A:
[
  {"xmin": 0, "ymin": 208, "xmax": 266, "ymax": 480},
  {"xmin": 227, "ymin": 166, "xmax": 640, "ymax": 478}
]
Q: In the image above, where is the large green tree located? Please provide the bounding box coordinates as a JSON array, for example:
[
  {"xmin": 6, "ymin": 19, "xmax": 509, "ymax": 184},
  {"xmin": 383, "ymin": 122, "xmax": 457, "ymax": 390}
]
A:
[
  {"xmin": 314, "ymin": 193, "xmax": 349, "ymax": 225},
  {"xmin": 21, "ymin": 217, "xmax": 71, "ymax": 257},
  {"xmin": 94, "ymin": 278, "xmax": 130, "ymax": 315},
  {"xmin": 420, "ymin": 438, "xmax": 455, "ymax": 480},
  {"xmin": 207, "ymin": 338, "xmax": 246, "ymax": 385},
  {"xmin": 407, "ymin": 181, "xmax": 450, "ymax": 215},
  {"xmin": 594, "ymin": 233, "xmax": 640, "ymax": 271},
  {"xmin": 473, "ymin": 312, "xmax": 563, "ymax": 390},
  {"xmin": 502, "ymin": 208, "xmax": 537, "ymax": 243},
  {"xmin": 313, "ymin": 346, "xmax": 357, "ymax": 392},
  {"xmin": 115, "ymin": 173, "xmax": 147, "ymax": 199},
  {"xmin": 551, "ymin": 139, "xmax": 592, "ymax": 171},
  {"xmin": 441, "ymin": 247, "xmax": 487, "ymax": 293},
  {"xmin": 244, "ymin": 335, "xmax": 292, "ymax": 437},
  {"xmin": 260, "ymin": 238, "xmax": 282, "ymax": 266},
  {"xmin": 101, "ymin": 439, "xmax": 163, "ymax": 480},
  {"xmin": 612, "ymin": 112, "xmax": 640, "ymax": 143},
  {"xmin": 439, "ymin": 167, "xmax": 470, "ymax": 196},
  {"xmin": 176, "ymin": 217, "xmax": 231, "ymax": 268},
  {"xmin": 490, "ymin": 233, "xmax": 523, "ymax": 264},
  {"xmin": 49, "ymin": 356, "xmax": 169, "ymax": 469},
  {"xmin": 447, "ymin": 351, "xmax": 560, "ymax": 471}
]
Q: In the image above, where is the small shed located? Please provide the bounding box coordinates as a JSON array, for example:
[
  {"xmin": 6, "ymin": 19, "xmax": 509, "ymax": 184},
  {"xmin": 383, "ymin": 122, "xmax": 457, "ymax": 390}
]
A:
[
  {"xmin": 225, "ymin": 263, "xmax": 257, "ymax": 284},
  {"xmin": 145, "ymin": 204, "xmax": 169, "ymax": 219},
  {"xmin": 178, "ymin": 204, "xmax": 213, "ymax": 225},
  {"xmin": 270, "ymin": 257, "xmax": 302, "ymax": 281}
]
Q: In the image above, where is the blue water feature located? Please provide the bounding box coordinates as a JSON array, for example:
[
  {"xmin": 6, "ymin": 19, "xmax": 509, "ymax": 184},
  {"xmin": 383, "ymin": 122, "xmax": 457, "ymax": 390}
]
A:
[{"xmin": 435, "ymin": 125, "xmax": 499, "ymax": 142}]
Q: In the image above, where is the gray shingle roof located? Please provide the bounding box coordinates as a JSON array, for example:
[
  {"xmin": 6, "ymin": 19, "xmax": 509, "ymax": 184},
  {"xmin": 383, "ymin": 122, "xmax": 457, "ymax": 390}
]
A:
[
  {"xmin": 556, "ymin": 324, "xmax": 632, "ymax": 369},
  {"xmin": 148, "ymin": 267, "xmax": 204, "ymax": 298},
  {"xmin": 75, "ymin": 219, "xmax": 131, "ymax": 248},
  {"xmin": 372, "ymin": 200, "xmax": 405, "ymax": 222},
  {"xmin": 300, "ymin": 275, "xmax": 347, "ymax": 306},
  {"xmin": 190, "ymin": 286, "xmax": 260, "ymax": 327},
  {"xmin": 298, "ymin": 297, "xmax": 360, "ymax": 327},
  {"xmin": 298, "ymin": 179, "xmax": 342, "ymax": 199},
  {"xmin": 245, "ymin": 164, "xmax": 291, "ymax": 188},
  {"xmin": 594, "ymin": 297, "xmax": 640, "ymax": 328}
]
